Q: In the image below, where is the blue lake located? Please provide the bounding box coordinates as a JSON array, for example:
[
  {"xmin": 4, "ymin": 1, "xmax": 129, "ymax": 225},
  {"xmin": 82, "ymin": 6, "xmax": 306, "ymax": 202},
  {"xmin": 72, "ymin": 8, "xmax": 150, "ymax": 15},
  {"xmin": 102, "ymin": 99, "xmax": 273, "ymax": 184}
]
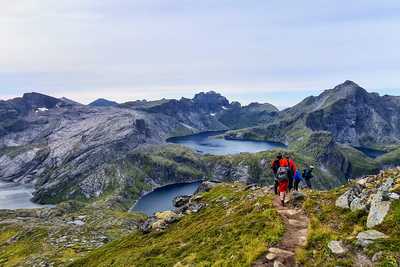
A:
[
  {"xmin": 0, "ymin": 181, "xmax": 46, "ymax": 210},
  {"xmin": 167, "ymin": 131, "xmax": 286, "ymax": 155},
  {"xmin": 131, "ymin": 181, "xmax": 202, "ymax": 216}
]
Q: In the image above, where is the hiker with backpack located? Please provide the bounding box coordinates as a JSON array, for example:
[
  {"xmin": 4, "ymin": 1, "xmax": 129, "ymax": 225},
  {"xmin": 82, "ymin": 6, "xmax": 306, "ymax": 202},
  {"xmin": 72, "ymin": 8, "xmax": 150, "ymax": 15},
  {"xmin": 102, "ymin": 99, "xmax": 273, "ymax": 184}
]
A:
[
  {"xmin": 271, "ymin": 154, "xmax": 283, "ymax": 195},
  {"xmin": 302, "ymin": 166, "xmax": 314, "ymax": 189},
  {"xmin": 276, "ymin": 155, "xmax": 291, "ymax": 206},
  {"xmin": 284, "ymin": 154, "xmax": 297, "ymax": 192}
]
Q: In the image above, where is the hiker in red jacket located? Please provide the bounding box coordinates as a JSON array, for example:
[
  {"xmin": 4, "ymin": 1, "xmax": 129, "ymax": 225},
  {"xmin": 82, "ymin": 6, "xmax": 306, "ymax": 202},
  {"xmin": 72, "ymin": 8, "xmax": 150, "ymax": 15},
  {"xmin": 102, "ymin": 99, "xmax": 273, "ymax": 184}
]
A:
[{"xmin": 276, "ymin": 156, "xmax": 290, "ymax": 206}]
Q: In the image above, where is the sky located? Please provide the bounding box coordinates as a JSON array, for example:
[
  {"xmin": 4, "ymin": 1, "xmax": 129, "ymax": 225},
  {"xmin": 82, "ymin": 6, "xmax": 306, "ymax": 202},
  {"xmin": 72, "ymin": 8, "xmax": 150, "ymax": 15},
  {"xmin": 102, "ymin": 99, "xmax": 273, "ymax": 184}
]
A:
[{"xmin": 1, "ymin": 1, "xmax": 399, "ymax": 108}]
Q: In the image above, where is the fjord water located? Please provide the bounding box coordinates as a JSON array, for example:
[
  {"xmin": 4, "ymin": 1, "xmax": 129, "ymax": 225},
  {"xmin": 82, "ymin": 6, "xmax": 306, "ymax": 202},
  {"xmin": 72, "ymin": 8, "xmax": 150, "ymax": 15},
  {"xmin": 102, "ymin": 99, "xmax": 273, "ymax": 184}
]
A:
[
  {"xmin": 0, "ymin": 181, "xmax": 44, "ymax": 209},
  {"xmin": 167, "ymin": 131, "xmax": 286, "ymax": 155},
  {"xmin": 132, "ymin": 181, "xmax": 202, "ymax": 216}
]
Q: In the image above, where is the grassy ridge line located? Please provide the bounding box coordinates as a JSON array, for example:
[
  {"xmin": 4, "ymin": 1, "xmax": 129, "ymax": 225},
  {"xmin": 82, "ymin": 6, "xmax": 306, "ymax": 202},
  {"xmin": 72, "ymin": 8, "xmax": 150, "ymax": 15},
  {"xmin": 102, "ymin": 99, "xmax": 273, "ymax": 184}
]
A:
[{"xmin": 69, "ymin": 184, "xmax": 284, "ymax": 267}]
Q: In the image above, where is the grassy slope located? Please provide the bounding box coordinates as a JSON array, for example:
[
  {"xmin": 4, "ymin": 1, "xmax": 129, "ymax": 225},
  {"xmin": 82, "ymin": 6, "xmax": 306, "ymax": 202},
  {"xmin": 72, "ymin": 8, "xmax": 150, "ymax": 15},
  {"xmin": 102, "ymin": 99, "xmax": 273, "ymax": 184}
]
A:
[
  {"xmin": 338, "ymin": 145, "xmax": 380, "ymax": 177},
  {"xmin": 378, "ymin": 147, "xmax": 400, "ymax": 167},
  {"xmin": 297, "ymin": 171, "xmax": 400, "ymax": 266},
  {"xmin": 70, "ymin": 184, "xmax": 284, "ymax": 267},
  {"xmin": 0, "ymin": 206, "xmax": 146, "ymax": 267}
]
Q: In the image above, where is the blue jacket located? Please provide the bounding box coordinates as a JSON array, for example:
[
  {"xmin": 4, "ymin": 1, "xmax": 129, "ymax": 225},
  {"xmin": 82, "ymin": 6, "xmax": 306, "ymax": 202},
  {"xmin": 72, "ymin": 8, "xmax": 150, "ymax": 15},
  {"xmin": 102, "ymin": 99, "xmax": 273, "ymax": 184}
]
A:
[{"xmin": 294, "ymin": 170, "xmax": 303, "ymax": 181}]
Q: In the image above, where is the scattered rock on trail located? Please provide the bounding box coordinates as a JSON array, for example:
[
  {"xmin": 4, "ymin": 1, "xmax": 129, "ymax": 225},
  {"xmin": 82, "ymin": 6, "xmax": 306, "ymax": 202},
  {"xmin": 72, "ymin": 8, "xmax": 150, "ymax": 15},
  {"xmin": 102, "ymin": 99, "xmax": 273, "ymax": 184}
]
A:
[
  {"xmin": 273, "ymin": 260, "xmax": 285, "ymax": 267},
  {"xmin": 357, "ymin": 230, "xmax": 388, "ymax": 247},
  {"xmin": 265, "ymin": 253, "xmax": 277, "ymax": 261},
  {"xmin": 328, "ymin": 240, "xmax": 348, "ymax": 255},
  {"xmin": 291, "ymin": 191, "xmax": 306, "ymax": 202},
  {"xmin": 372, "ymin": 251, "xmax": 383, "ymax": 262}
]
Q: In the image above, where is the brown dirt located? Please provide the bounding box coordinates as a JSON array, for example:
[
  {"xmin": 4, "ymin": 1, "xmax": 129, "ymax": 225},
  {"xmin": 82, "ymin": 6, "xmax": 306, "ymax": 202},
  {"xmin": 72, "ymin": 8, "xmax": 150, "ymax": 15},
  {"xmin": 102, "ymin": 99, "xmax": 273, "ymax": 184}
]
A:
[{"xmin": 253, "ymin": 194, "xmax": 309, "ymax": 267}]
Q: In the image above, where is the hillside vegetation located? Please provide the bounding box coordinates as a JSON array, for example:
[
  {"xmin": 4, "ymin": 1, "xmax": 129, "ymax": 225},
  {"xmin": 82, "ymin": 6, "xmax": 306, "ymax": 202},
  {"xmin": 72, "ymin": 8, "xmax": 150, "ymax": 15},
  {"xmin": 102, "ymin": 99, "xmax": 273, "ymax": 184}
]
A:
[{"xmin": 70, "ymin": 184, "xmax": 284, "ymax": 267}]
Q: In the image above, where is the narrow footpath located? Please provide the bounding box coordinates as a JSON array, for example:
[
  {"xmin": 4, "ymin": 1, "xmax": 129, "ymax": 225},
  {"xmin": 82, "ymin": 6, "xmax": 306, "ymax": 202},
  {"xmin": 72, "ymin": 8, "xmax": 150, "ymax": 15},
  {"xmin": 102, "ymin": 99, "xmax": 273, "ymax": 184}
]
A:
[{"xmin": 254, "ymin": 195, "xmax": 309, "ymax": 267}]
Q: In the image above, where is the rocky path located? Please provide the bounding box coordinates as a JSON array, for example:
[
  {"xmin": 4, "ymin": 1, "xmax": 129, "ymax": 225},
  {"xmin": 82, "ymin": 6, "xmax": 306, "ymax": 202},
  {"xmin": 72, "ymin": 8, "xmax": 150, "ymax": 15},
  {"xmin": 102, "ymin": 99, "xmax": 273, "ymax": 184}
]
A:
[{"xmin": 254, "ymin": 195, "xmax": 309, "ymax": 267}]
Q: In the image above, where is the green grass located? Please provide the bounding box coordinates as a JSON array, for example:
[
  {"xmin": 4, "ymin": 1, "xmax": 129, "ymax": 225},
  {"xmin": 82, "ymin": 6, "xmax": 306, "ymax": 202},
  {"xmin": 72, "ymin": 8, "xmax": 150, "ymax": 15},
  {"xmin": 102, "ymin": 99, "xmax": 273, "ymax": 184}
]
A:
[
  {"xmin": 296, "ymin": 187, "xmax": 368, "ymax": 267},
  {"xmin": 0, "ymin": 225, "xmax": 48, "ymax": 267},
  {"xmin": 69, "ymin": 184, "xmax": 284, "ymax": 267},
  {"xmin": 338, "ymin": 145, "xmax": 380, "ymax": 177}
]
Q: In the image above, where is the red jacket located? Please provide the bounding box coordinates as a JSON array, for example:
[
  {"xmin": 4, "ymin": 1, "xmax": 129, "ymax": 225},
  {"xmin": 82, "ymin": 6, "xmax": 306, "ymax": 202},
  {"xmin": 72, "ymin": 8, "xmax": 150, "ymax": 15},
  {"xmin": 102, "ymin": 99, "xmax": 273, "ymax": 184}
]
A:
[{"xmin": 279, "ymin": 158, "xmax": 296, "ymax": 173}]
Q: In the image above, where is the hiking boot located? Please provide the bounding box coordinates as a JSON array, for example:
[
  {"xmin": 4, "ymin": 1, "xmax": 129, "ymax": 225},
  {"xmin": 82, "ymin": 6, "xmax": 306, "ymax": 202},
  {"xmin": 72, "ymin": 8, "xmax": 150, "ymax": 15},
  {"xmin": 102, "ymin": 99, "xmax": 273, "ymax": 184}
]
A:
[{"xmin": 281, "ymin": 199, "xmax": 285, "ymax": 207}]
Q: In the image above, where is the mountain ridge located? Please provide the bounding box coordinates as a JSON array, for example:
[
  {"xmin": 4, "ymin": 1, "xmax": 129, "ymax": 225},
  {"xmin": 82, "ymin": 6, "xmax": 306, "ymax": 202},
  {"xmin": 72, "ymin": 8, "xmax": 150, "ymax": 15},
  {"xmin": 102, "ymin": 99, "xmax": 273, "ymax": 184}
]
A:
[{"xmin": 0, "ymin": 82, "xmax": 399, "ymax": 207}]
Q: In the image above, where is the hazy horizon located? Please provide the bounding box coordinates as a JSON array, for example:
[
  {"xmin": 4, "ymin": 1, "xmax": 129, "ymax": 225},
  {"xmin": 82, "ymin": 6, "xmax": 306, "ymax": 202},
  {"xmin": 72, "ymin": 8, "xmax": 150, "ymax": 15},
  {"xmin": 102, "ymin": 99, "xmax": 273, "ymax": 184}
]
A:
[{"xmin": 1, "ymin": 1, "xmax": 399, "ymax": 108}]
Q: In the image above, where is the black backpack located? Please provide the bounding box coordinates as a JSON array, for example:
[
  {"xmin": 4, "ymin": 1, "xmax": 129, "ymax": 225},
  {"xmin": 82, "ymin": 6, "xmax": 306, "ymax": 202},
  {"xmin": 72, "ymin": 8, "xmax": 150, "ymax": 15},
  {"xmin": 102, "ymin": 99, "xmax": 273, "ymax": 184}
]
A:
[{"xmin": 272, "ymin": 159, "xmax": 280, "ymax": 173}]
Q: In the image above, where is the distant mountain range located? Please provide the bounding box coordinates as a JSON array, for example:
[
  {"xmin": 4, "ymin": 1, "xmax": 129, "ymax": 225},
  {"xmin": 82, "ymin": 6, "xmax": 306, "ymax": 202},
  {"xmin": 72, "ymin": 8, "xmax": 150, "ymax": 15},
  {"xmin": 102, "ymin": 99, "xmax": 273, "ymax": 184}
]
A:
[{"xmin": 0, "ymin": 81, "xmax": 399, "ymax": 207}]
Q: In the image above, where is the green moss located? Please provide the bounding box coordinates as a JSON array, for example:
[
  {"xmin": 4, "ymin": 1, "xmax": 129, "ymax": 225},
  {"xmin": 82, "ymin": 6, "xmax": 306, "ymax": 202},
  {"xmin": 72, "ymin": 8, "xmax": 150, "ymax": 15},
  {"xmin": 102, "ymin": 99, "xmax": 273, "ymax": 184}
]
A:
[
  {"xmin": 69, "ymin": 184, "xmax": 284, "ymax": 267},
  {"xmin": 0, "ymin": 226, "xmax": 48, "ymax": 267}
]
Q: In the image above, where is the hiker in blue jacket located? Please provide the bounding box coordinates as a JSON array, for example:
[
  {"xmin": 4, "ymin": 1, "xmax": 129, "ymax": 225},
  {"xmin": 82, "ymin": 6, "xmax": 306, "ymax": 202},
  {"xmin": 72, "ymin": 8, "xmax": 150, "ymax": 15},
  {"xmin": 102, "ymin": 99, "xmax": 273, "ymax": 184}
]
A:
[{"xmin": 293, "ymin": 169, "xmax": 303, "ymax": 191}]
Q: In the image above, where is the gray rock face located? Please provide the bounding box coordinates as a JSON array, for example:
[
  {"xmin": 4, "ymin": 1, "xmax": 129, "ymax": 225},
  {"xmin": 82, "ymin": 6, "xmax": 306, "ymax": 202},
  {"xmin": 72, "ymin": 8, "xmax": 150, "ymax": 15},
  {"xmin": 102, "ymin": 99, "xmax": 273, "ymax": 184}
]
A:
[
  {"xmin": 357, "ymin": 230, "xmax": 388, "ymax": 247},
  {"xmin": 1, "ymin": 91, "xmax": 255, "ymax": 205},
  {"xmin": 304, "ymin": 81, "xmax": 400, "ymax": 147},
  {"xmin": 367, "ymin": 192, "xmax": 391, "ymax": 228}
]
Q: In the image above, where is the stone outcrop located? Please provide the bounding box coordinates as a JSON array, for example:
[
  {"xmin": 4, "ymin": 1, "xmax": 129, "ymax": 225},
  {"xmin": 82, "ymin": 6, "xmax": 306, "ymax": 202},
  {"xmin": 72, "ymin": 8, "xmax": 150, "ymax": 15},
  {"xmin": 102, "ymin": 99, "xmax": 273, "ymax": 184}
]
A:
[{"xmin": 336, "ymin": 168, "xmax": 400, "ymax": 228}]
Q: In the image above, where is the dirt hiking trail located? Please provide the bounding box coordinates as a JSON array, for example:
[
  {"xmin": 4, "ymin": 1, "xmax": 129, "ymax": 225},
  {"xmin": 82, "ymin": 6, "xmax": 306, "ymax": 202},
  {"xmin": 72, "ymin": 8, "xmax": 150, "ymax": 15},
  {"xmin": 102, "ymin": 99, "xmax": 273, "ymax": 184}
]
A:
[{"xmin": 254, "ymin": 194, "xmax": 309, "ymax": 267}]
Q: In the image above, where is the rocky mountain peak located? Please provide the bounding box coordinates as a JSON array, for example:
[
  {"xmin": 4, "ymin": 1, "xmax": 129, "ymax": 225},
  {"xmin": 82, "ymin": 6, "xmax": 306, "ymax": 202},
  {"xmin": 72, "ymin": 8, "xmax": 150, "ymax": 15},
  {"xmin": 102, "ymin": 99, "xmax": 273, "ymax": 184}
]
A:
[
  {"xmin": 192, "ymin": 91, "xmax": 230, "ymax": 111},
  {"xmin": 22, "ymin": 92, "xmax": 62, "ymax": 109},
  {"xmin": 328, "ymin": 80, "xmax": 368, "ymax": 99}
]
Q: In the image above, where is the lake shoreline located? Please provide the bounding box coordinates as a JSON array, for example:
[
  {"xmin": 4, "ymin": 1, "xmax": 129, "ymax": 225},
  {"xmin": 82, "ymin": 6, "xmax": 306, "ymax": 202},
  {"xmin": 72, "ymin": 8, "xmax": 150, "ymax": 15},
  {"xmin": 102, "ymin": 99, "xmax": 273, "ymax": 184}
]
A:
[{"xmin": 130, "ymin": 180, "xmax": 203, "ymax": 216}]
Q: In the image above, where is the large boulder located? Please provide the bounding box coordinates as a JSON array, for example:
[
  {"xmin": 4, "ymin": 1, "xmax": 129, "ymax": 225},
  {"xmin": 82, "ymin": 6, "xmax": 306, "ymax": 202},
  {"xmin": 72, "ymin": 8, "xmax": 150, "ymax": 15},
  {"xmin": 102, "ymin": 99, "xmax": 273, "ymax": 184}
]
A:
[{"xmin": 366, "ymin": 192, "xmax": 391, "ymax": 228}]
